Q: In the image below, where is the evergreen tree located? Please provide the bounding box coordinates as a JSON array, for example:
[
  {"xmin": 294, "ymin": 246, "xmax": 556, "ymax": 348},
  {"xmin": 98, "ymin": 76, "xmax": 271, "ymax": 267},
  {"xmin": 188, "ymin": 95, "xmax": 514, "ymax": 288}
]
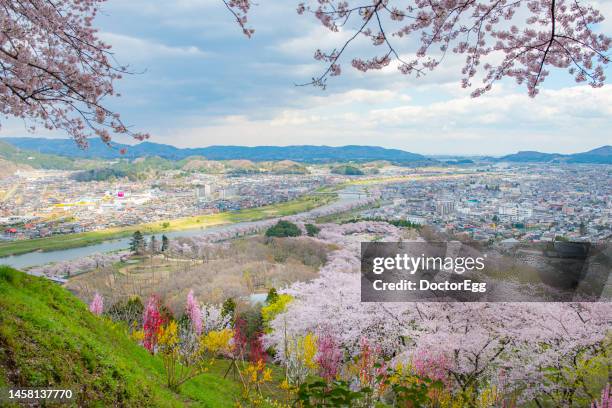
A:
[
  {"xmin": 266, "ymin": 288, "xmax": 279, "ymax": 304},
  {"xmin": 221, "ymin": 298, "xmax": 236, "ymax": 320},
  {"xmin": 305, "ymin": 223, "xmax": 321, "ymax": 237},
  {"xmin": 150, "ymin": 235, "xmax": 159, "ymax": 254},
  {"xmin": 130, "ymin": 230, "xmax": 144, "ymax": 254},
  {"xmin": 161, "ymin": 235, "xmax": 169, "ymax": 252},
  {"xmin": 265, "ymin": 220, "xmax": 302, "ymax": 238}
]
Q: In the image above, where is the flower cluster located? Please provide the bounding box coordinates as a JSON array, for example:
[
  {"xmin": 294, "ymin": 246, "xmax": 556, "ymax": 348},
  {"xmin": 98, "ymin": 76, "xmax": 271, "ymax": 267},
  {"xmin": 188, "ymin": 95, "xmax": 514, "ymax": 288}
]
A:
[
  {"xmin": 89, "ymin": 292, "xmax": 104, "ymax": 315},
  {"xmin": 225, "ymin": 0, "xmax": 610, "ymax": 96},
  {"xmin": 264, "ymin": 221, "xmax": 612, "ymax": 405}
]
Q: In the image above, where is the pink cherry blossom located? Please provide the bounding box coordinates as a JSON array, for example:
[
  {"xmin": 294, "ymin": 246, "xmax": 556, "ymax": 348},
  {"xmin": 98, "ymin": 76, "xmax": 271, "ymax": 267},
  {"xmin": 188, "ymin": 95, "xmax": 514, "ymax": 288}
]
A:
[
  {"xmin": 263, "ymin": 221, "xmax": 612, "ymax": 404},
  {"xmin": 0, "ymin": 0, "xmax": 147, "ymax": 147},
  {"xmin": 316, "ymin": 333, "xmax": 343, "ymax": 381},
  {"xmin": 89, "ymin": 292, "xmax": 103, "ymax": 315},
  {"xmin": 592, "ymin": 384, "xmax": 611, "ymax": 408},
  {"xmin": 186, "ymin": 290, "xmax": 203, "ymax": 336},
  {"xmin": 226, "ymin": 0, "xmax": 610, "ymax": 96}
]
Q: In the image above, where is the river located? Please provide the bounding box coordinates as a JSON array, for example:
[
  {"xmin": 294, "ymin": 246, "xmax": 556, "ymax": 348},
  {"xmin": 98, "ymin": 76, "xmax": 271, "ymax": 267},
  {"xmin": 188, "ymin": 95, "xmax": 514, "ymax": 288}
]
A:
[{"xmin": 0, "ymin": 186, "xmax": 366, "ymax": 269}]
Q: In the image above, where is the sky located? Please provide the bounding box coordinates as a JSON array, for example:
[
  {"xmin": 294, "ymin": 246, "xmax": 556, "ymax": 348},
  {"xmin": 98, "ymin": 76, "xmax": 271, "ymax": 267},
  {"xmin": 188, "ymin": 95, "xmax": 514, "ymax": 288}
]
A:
[{"xmin": 1, "ymin": 0, "xmax": 611, "ymax": 155}]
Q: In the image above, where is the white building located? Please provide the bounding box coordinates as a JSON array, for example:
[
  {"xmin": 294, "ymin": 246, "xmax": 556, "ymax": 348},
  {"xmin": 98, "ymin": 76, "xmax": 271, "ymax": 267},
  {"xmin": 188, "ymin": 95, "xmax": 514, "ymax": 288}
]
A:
[
  {"xmin": 436, "ymin": 200, "xmax": 456, "ymax": 216},
  {"xmin": 498, "ymin": 204, "xmax": 533, "ymax": 221}
]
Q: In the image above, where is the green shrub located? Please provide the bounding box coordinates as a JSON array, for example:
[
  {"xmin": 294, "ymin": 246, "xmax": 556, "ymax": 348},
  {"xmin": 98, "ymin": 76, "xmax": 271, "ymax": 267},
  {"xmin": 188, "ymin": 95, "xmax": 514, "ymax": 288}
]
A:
[
  {"xmin": 266, "ymin": 288, "xmax": 279, "ymax": 304},
  {"xmin": 221, "ymin": 297, "xmax": 237, "ymax": 320},
  {"xmin": 305, "ymin": 223, "xmax": 320, "ymax": 237},
  {"xmin": 107, "ymin": 296, "xmax": 144, "ymax": 327},
  {"xmin": 265, "ymin": 220, "xmax": 302, "ymax": 238},
  {"xmin": 261, "ymin": 294, "xmax": 293, "ymax": 332}
]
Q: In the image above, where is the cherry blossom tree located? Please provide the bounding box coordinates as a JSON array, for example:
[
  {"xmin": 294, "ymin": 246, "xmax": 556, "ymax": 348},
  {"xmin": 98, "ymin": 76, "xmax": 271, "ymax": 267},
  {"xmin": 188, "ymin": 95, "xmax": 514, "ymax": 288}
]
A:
[
  {"xmin": 264, "ymin": 221, "xmax": 412, "ymax": 357},
  {"xmin": 592, "ymin": 384, "xmax": 611, "ymax": 408},
  {"xmin": 316, "ymin": 333, "xmax": 343, "ymax": 381},
  {"xmin": 186, "ymin": 290, "xmax": 203, "ymax": 336},
  {"xmin": 226, "ymin": 0, "xmax": 610, "ymax": 96},
  {"xmin": 89, "ymin": 292, "xmax": 104, "ymax": 315},
  {"xmin": 510, "ymin": 303, "xmax": 611, "ymax": 405},
  {"xmin": 263, "ymin": 221, "xmax": 612, "ymax": 404},
  {"xmin": 0, "ymin": 0, "xmax": 147, "ymax": 147},
  {"xmin": 27, "ymin": 251, "xmax": 126, "ymax": 280},
  {"xmin": 202, "ymin": 303, "xmax": 232, "ymax": 334}
]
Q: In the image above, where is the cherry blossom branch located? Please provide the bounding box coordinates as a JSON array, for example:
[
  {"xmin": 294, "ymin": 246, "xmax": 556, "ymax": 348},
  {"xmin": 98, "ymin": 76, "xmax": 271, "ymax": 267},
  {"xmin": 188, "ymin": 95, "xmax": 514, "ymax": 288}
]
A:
[
  {"xmin": 224, "ymin": 0, "xmax": 611, "ymax": 97},
  {"xmin": 0, "ymin": 0, "xmax": 148, "ymax": 148}
]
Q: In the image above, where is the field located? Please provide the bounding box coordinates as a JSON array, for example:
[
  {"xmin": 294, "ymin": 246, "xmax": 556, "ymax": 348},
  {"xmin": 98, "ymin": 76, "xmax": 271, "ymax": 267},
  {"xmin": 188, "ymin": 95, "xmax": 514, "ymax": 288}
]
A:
[{"xmin": 0, "ymin": 193, "xmax": 335, "ymax": 258}]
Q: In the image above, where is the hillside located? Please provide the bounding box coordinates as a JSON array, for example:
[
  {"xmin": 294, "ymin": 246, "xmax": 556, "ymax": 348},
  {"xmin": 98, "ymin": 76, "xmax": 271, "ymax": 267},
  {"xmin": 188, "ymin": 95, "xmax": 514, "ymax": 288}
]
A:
[
  {"xmin": 0, "ymin": 140, "xmax": 76, "ymax": 170},
  {"xmin": 180, "ymin": 157, "xmax": 225, "ymax": 173},
  {"xmin": 331, "ymin": 164, "xmax": 365, "ymax": 175},
  {"xmin": 0, "ymin": 267, "xmax": 242, "ymax": 407},
  {"xmin": 499, "ymin": 146, "xmax": 612, "ymax": 164},
  {"xmin": 0, "ymin": 157, "xmax": 28, "ymax": 179},
  {"xmin": 4, "ymin": 137, "xmax": 609, "ymax": 166},
  {"xmin": 1, "ymin": 137, "xmax": 434, "ymax": 165},
  {"xmin": 498, "ymin": 150, "xmax": 562, "ymax": 162},
  {"xmin": 566, "ymin": 145, "xmax": 612, "ymax": 164},
  {"xmin": 264, "ymin": 160, "xmax": 309, "ymax": 174}
]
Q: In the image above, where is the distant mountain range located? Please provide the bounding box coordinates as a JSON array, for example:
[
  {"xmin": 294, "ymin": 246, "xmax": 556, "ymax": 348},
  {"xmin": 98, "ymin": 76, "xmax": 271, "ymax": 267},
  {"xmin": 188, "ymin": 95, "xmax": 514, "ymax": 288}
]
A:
[
  {"xmin": 0, "ymin": 137, "xmax": 434, "ymax": 165},
  {"xmin": 497, "ymin": 145, "xmax": 612, "ymax": 164},
  {"xmin": 1, "ymin": 137, "xmax": 610, "ymax": 165}
]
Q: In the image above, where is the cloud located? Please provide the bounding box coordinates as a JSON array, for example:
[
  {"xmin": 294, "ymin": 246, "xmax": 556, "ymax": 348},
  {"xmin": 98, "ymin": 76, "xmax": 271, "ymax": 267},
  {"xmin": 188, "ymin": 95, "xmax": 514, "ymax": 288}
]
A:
[
  {"xmin": 592, "ymin": 0, "xmax": 612, "ymax": 31},
  {"xmin": 273, "ymin": 25, "xmax": 356, "ymax": 57},
  {"xmin": 150, "ymin": 84, "xmax": 611, "ymax": 155},
  {"xmin": 99, "ymin": 32, "xmax": 210, "ymax": 61},
  {"xmin": 311, "ymin": 89, "xmax": 412, "ymax": 105},
  {"xmin": 7, "ymin": 1, "xmax": 609, "ymax": 156},
  {"xmin": 368, "ymin": 84, "xmax": 612, "ymax": 129},
  {"xmin": 247, "ymin": 62, "xmax": 320, "ymax": 77}
]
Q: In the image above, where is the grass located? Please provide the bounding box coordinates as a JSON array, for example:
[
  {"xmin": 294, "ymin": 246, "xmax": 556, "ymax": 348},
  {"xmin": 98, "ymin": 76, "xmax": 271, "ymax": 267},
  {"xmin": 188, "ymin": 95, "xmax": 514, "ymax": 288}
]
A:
[
  {"xmin": 0, "ymin": 193, "xmax": 335, "ymax": 258},
  {"xmin": 0, "ymin": 266, "xmax": 273, "ymax": 407}
]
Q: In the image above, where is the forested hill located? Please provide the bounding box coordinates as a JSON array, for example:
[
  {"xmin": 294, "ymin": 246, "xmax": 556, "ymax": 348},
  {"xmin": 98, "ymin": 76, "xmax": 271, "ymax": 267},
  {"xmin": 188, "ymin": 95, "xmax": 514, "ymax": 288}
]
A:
[
  {"xmin": 498, "ymin": 145, "xmax": 612, "ymax": 164},
  {"xmin": 1, "ymin": 137, "xmax": 434, "ymax": 165}
]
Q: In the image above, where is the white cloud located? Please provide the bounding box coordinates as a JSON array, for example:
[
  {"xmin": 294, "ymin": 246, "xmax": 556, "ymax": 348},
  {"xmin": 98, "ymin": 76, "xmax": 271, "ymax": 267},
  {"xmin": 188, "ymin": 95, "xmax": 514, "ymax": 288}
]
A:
[
  {"xmin": 248, "ymin": 62, "xmax": 320, "ymax": 77},
  {"xmin": 11, "ymin": 0, "xmax": 604, "ymax": 156},
  {"xmin": 99, "ymin": 32, "xmax": 210, "ymax": 61},
  {"xmin": 592, "ymin": 0, "xmax": 612, "ymax": 31},
  {"xmin": 151, "ymin": 84, "xmax": 612, "ymax": 155},
  {"xmin": 273, "ymin": 25, "xmax": 356, "ymax": 57},
  {"xmin": 312, "ymin": 89, "xmax": 412, "ymax": 105}
]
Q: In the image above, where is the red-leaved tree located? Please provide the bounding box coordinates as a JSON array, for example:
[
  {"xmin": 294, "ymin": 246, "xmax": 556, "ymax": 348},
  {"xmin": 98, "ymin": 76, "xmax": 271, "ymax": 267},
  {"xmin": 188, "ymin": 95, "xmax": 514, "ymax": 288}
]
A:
[
  {"xmin": 0, "ymin": 0, "xmax": 148, "ymax": 148},
  {"xmin": 226, "ymin": 0, "xmax": 610, "ymax": 96},
  {"xmin": 143, "ymin": 295, "xmax": 163, "ymax": 353}
]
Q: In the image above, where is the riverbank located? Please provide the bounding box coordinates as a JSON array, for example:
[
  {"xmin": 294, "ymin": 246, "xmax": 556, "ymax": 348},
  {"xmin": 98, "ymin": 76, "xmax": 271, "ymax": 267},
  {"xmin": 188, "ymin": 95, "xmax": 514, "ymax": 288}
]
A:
[
  {"xmin": 343, "ymin": 171, "xmax": 478, "ymax": 186},
  {"xmin": 0, "ymin": 193, "xmax": 335, "ymax": 258}
]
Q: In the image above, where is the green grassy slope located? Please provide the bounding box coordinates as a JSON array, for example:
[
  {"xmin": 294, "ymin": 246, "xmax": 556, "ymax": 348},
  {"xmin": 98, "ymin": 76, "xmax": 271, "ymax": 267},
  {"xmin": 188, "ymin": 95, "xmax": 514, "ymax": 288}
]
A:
[
  {"xmin": 0, "ymin": 266, "xmax": 242, "ymax": 407},
  {"xmin": 0, "ymin": 141, "xmax": 76, "ymax": 170}
]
